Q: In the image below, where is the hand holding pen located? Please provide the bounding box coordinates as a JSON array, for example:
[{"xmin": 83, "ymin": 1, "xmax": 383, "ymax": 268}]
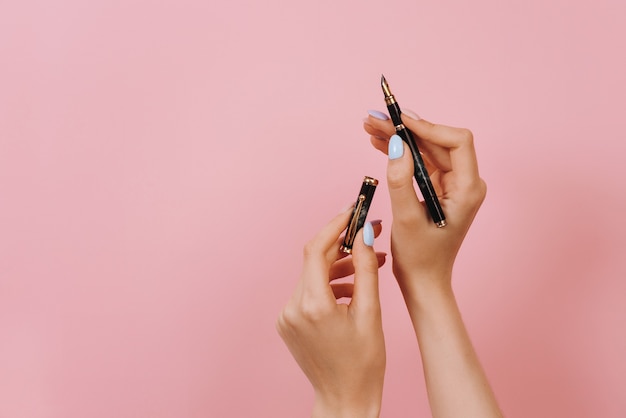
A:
[
  {"xmin": 363, "ymin": 109, "xmax": 486, "ymax": 283},
  {"xmin": 364, "ymin": 111, "xmax": 501, "ymax": 418},
  {"xmin": 380, "ymin": 76, "xmax": 447, "ymax": 227}
]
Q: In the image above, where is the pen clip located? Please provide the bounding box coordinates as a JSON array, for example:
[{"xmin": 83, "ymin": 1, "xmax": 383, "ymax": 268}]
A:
[{"xmin": 345, "ymin": 194, "xmax": 366, "ymax": 247}]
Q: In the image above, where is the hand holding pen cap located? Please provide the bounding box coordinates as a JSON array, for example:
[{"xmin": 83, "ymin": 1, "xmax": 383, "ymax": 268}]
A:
[{"xmin": 276, "ymin": 202, "xmax": 387, "ymax": 416}]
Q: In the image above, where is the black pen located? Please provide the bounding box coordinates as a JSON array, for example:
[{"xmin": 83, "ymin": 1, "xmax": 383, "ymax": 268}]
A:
[{"xmin": 381, "ymin": 75, "xmax": 446, "ymax": 227}]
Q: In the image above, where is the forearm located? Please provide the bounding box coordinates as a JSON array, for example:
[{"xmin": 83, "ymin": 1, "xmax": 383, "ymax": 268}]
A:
[{"xmin": 401, "ymin": 278, "xmax": 503, "ymax": 418}]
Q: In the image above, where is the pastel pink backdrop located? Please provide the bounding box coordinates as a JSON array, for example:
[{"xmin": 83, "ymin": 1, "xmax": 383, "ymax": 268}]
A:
[{"xmin": 1, "ymin": 0, "xmax": 625, "ymax": 417}]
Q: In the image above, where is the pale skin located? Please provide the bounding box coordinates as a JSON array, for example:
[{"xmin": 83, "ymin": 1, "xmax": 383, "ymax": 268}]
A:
[
  {"xmin": 276, "ymin": 216, "xmax": 387, "ymax": 418},
  {"xmin": 277, "ymin": 109, "xmax": 503, "ymax": 417}
]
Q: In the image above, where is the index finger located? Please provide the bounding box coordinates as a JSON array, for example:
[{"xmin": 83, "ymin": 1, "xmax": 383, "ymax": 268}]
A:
[{"xmin": 301, "ymin": 206, "xmax": 353, "ymax": 288}]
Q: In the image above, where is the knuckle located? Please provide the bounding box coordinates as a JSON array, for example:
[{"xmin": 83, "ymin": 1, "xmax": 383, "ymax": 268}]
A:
[
  {"xmin": 353, "ymin": 247, "xmax": 378, "ymax": 272},
  {"xmin": 387, "ymin": 168, "xmax": 412, "ymax": 191},
  {"xmin": 360, "ymin": 257, "xmax": 379, "ymax": 276},
  {"xmin": 387, "ymin": 167, "xmax": 403, "ymax": 188},
  {"xmin": 302, "ymin": 239, "xmax": 320, "ymax": 259},
  {"xmin": 299, "ymin": 300, "xmax": 330, "ymax": 323},
  {"xmin": 275, "ymin": 316, "xmax": 286, "ymax": 337},
  {"xmin": 387, "ymin": 157, "xmax": 413, "ymax": 189},
  {"xmin": 477, "ymin": 178, "xmax": 487, "ymax": 199},
  {"xmin": 277, "ymin": 306, "xmax": 296, "ymax": 330},
  {"xmin": 276, "ymin": 308, "xmax": 291, "ymax": 333},
  {"xmin": 457, "ymin": 128, "xmax": 475, "ymax": 145},
  {"xmin": 279, "ymin": 298, "xmax": 330, "ymax": 327},
  {"xmin": 463, "ymin": 178, "xmax": 487, "ymax": 207},
  {"xmin": 472, "ymin": 178, "xmax": 487, "ymax": 203}
]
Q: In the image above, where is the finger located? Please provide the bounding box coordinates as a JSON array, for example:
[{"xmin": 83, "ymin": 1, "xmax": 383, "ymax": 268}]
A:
[
  {"xmin": 370, "ymin": 135, "xmax": 389, "ymax": 155},
  {"xmin": 349, "ymin": 223, "xmax": 381, "ymax": 315},
  {"xmin": 301, "ymin": 206, "xmax": 353, "ymax": 291},
  {"xmin": 331, "ymin": 219, "xmax": 383, "ymax": 262},
  {"xmin": 375, "ymin": 132, "xmax": 439, "ymax": 176},
  {"xmin": 363, "ymin": 111, "xmax": 396, "ymax": 137},
  {"xmin": 370, "ymin": 219, "xmax": 383, "ymax": 237},
  {"xmin": 398, "ymin": 111, "xmax": 452, "ymax": 173},
  {"xmin": 367, "ymin": 109, "xmax": 390, "ymax": 121},
  {"xmin": 329, "ymin": 251, "xmax": 387, "ymax": 281},
  {"xmin": 309, "ymin": 206, "xmax": 353, "ymax": 258},
  {"xmin": 363, "ymin": 121, "xmax": 392, "ymax": 141},
  {"xmin": 408, "ymin": 130, "xmax": 452, "ymax": 173},
  {"xmin": 429, "ymin": 168, "xmax": 444, "ymax": 197},
  {"xmin": 401, "ymin": 113, "xmax": 480, "ymax": 182},
  {"xmin": 387, "ymin": 135, "xmax": 428, "ymax": 225},
  {"xmin": 330, "ymin": 282, "xmax": 354, "ymax": 300},
  {"xmin": 420, "ymin": 153, "xmax": 444, "ymax": 180}
]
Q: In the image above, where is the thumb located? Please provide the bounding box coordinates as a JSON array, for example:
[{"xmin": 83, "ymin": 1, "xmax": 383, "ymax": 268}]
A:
[
  {"xmin": 349, "ymin": 222, "xmax": 381, "ymax": 316},
  {"xmin": 387, "ymin": 134, "xmax": 427, "ymax": 225}
]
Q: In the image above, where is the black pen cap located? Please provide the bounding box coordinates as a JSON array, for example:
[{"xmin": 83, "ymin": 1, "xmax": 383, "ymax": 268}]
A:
[{"xmin": 340, "ymin": 176, "xmax": 378, "ymax": 254}]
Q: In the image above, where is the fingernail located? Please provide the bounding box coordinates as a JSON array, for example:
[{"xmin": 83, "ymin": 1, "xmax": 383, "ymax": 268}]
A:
[
  {"xmin": 402, "ymin": 109, "xmax": 421, "ymax": 120},
  {"xmin": 388, "ymin": 134, "xmax": 404, "ymax": 160},
  {"xmin": 363, "ymin": 222, "xmax": 375, "ymax": 247},
  {"xmin": 370, "ymin": 219, "xmax": 382, "ymax": 226},
  {"xmin": 367, "ymin": 110, "xmax": 389, "ymax": 120}
]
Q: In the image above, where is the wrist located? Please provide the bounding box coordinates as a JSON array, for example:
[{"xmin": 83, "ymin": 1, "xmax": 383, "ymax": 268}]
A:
[
  {"xmin": 394, "ymin": 270, "xmax": 462, "ymax": 328},
  {"xmin": 312, "ymin": 393, "xmax": 381, "ymax": 418},
  {"xmin": 394, "ymin": 269, "xmax": 454, "ymax": 305}
]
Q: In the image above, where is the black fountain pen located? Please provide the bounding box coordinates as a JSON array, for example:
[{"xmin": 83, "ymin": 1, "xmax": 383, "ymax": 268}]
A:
[{"xmin": 381, "ymin": 75, "xmax": 446, "ymax": 227}]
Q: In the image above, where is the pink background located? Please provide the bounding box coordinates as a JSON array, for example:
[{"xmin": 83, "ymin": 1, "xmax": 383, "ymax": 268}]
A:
[{"xmin": 1, "ymin": 0, "xmax": 625, "ymax": 417}]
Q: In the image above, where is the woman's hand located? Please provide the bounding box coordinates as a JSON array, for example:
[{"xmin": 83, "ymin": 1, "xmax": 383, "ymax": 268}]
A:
[
  {"xmin": 364, "ymin": 110, "xmax": 502, "ymax": 418},
  {"xmin": 364, "ymin": 110, "xmax": 487, "ymax": 294},
  {"xmin": 276, "ymin": 209, "xmax": 387, "ymax": 418}
]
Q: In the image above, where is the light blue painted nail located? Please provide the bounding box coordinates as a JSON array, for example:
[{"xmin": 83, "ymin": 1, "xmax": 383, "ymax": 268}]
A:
[
  {"xmin": 363, "ymin": 222, "xmax": 374, "ymax": 247},
  {"xmin": 367, "ymin": 109, "xmax": 389, "ymax": 120},
  {"xmin": 388, "ymin": 134, "xmax": 404, "ymax": 160}
]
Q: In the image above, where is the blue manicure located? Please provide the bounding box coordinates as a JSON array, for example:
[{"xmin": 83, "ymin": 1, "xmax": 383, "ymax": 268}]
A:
[
  {"xmin": 388, "ymin": 134, "xmax": 404, "ymax": 160},
  {"xmin": 367, "ymin": 110, "xmax": 389, "ymax": 120},
  {"xmin": 363, "ymin": 222, "xmax": 375, "ymax": 247}
]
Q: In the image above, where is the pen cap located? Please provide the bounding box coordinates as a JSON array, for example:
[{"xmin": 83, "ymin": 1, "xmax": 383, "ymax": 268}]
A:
[{"xmin": 340, "ymin": 176, "xmax": 378, "ymax": 254}]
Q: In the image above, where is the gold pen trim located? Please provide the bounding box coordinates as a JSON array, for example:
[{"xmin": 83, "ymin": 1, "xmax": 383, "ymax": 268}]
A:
[
  {"xmin": 340, "ymin": 176, "xmax": 379, "ymax": 254},
  {"xmin": 340, "ymin": 194, "xmax": 366, "ymax": 254}
]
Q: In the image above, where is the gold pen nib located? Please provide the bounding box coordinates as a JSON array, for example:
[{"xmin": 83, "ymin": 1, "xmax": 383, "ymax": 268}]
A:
[{"xmin": 381, "ymin": 74, "xmax": 392, "ymax": 97}]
